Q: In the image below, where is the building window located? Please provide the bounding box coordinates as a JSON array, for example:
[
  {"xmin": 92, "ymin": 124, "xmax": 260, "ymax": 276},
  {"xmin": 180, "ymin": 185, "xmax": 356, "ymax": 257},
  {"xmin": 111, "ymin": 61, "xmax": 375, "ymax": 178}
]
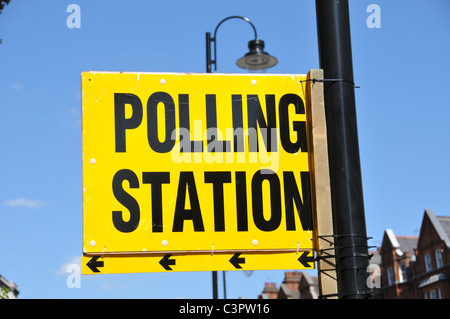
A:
[
  {"xmin": 435, "ymin": 249, "xmax": 443, "ymax": 269},
  {"xmin": 387, "ymin": 267, "xmax": 395, "ymax": 286},
  {"xmin": 425, "ymin": 253, "xmax": 432, "ymax": 272},
  {"xmin": 438, "ymin": 288, "xmax": 442, "ymax": 299},
  {"xmin": 398, "ymin": 263, "xmax": 408, "ymax": 282},
  {"xmin": 430, "ymin": 289, "xmax": 437, "ymax": 299}
]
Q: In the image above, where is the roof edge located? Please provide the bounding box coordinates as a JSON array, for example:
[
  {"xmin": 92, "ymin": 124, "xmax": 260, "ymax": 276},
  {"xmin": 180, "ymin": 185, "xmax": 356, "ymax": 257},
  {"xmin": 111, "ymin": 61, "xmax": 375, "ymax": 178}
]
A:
[
  {"xmin": 385, "ymin": 229, "xmax": 404, "ymax": 256},
  {"xmin": 424, "ymin": 209, "xmax": 450, "ymax": 248}
]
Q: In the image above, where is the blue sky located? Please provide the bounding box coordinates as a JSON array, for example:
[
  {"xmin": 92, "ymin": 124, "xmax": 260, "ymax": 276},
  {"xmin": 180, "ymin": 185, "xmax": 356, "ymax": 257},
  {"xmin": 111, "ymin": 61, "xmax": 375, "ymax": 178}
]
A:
[{"xmin": 0, "ymin": 0, "xmax": 449, "ymax": 299}]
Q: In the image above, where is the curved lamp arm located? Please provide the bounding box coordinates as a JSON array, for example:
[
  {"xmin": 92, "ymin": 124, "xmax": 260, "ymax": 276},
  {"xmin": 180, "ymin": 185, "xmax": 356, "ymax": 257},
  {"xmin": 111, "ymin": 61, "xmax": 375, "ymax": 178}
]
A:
[
  {"xmin": 213, "ymin": 16, "xmax": 258, "ymax": 41},
  {"xmin": 206, "ymin": 16, "xmax": 258, "ymax": 72}
]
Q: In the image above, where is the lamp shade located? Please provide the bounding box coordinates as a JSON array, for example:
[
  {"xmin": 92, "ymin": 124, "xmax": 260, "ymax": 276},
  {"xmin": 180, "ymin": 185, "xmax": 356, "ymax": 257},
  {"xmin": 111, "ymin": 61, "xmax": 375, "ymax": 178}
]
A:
[{"xmin": 236, "ymin": 39, "xmax": 278, "ymax": 70}]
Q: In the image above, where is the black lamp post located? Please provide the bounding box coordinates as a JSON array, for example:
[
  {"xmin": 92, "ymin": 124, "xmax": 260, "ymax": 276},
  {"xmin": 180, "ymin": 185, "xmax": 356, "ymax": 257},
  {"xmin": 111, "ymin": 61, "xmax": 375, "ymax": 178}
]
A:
[
  {"xmin": 316, "ymin": 0, "xmax": 370, "ymax": 298},
  {"xmin": 206, "ymin": 16, "xmax": 278, "ymax": 73}
]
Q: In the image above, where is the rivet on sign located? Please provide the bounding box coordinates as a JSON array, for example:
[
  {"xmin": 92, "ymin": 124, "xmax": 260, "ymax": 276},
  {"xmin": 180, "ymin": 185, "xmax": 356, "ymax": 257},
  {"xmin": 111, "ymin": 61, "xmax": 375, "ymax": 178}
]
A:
[
  {"xmin": 252, "ymin": 239, "xmax": 258, "ymax": 246},
  {"xmin": 160, "ymin": 79, "xmax": 166, "ymax": 85},
  {"xmin": 251, "ymin": 79, "xmax": 257, "ymax": 85},
  {"xmin": 90, "ymin": 158, "xmax": 96, "ymax": 164},
  {"xmin": 161, "ymin": 240, "xmax": 168, "ymax": 246},
  {"xmin": 90, "ymin": 240, "xmax": 96, "ymax": 247}
]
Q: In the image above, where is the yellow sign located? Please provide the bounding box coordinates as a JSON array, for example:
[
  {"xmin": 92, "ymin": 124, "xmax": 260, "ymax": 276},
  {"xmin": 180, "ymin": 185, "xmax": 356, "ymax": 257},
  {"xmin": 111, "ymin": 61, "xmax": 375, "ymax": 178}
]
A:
[
  {"xmin": 82, "ymin": 72, "xmax": 314, "ymax": 273},
  {"xmin": 82, "ymin": 251, "xmax": 315, "ymax": 274}
]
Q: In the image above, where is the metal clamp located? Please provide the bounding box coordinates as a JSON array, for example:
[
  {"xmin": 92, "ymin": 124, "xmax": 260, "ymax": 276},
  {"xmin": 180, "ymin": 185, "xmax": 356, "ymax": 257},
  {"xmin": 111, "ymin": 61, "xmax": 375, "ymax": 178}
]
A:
[
  {"xmin": 300, "ymin": 78, "xmax": 360, "ymax": 89},
  {"xmin": 316, "ymin": 234, "xmax": 374, "ymax": 299}
]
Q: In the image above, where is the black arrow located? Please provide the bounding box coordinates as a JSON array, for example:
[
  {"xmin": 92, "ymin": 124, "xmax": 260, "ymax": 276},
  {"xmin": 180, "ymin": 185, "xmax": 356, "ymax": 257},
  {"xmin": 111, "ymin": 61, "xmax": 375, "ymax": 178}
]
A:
[
  {"xmin": 159, "ymin": 254, "xmax": 176, "ymax": 271},
  {"xmin": 229, "ymin": 253, "xmax": 245, "ymax": 269},
  {"xmin": 298, "ymin": 251, "xmax": 315, "ymax": 268},
  {"xmin": 87, "ymin": 256, "xmax": 104, "ymax": 273}
]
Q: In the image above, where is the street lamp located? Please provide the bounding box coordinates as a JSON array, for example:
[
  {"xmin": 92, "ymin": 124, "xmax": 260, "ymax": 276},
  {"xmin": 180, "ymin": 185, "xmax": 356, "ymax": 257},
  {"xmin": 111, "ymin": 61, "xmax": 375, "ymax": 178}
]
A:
[{"xmin": 206, "ymin": 16, "xmax": 278, "ymax": 72}]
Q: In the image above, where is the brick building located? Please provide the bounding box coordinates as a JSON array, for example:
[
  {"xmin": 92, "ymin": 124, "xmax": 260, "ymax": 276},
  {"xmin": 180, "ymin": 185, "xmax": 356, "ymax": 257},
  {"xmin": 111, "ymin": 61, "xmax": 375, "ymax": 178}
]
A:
[
  {"xmin": 374, "ymin": 229, "xmax": 418, "ymax": 298},
  {"xmin": 413, "ymin": 209, "xmax": 450, "ymax": 298},
  {"xmin": 258, "ymin": 271, "xmax": 319, "ymax": 299},
  {"xmin": 374, "ymin": 209, "xmax": 450, "ymax": 299}
]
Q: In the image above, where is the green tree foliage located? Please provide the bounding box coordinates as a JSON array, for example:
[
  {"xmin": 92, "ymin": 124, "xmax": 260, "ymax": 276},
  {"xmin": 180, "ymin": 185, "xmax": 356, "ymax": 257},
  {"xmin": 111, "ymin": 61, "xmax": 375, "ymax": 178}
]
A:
[{"xmin": 0, "ymin": 286, "xmax": 10, "ymax": 299}]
